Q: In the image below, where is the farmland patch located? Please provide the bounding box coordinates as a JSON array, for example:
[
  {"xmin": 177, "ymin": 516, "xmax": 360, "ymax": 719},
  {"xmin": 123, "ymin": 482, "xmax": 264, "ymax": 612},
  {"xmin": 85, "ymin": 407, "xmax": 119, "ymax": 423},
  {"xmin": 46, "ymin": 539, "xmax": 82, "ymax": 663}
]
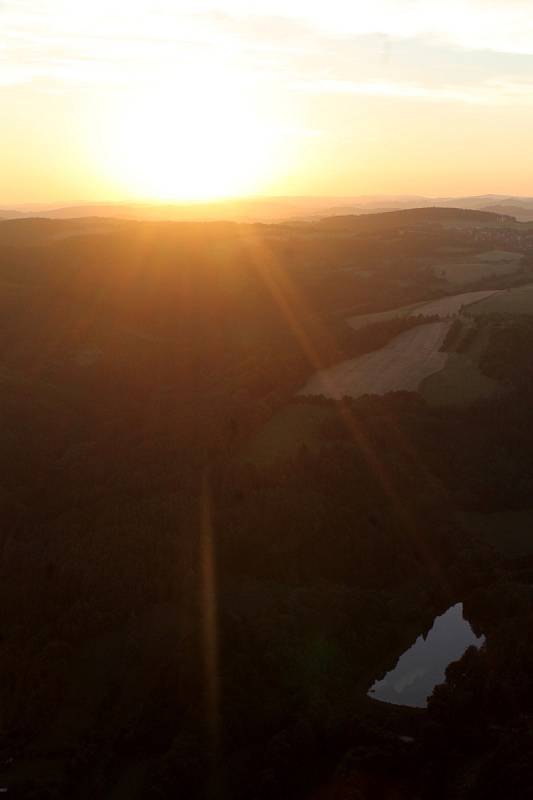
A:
[
  {"xmin": 420, "ymin": 353, "xmax": 502, "ymax": 407},
  {"xmin": 299, "ymin": 321, "xmax": 451, "ymax": 400},
  {"xmin": 347, "ymin": 290, "xmax": 499, "ymax": 330},
  {"xmin": 469, "ymin": 283, "xmax": 533, "ymax": 315}
]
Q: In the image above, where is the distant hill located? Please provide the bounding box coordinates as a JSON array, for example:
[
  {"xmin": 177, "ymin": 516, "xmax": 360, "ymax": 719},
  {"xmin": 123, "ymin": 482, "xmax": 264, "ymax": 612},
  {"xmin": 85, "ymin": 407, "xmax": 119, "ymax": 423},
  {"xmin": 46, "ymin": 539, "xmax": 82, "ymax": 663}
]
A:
[
  {"xmin": 0, "ymin": 205, "xmax": 518, "ymax": 253},
  {"xmin": 0, "ymin": 216, "xmax": 127, "ymax": 246},
  {"xmin": 481, "ymin": 204, "xmax": 533, "ymax": 222},
  {"xmin": 0, "ymin": 209, "xmax": 25, "ymax": 220},
  {"xmin": 0, "ymin": 199, "xmax": 342, "ymax": 223},
  {"xmin": 315, "ymin": 206, "xmax": 516, "ymax": 230},
  {"xmin": 0, "ymin": 194, "xmax": 531, "ymax": 223}
]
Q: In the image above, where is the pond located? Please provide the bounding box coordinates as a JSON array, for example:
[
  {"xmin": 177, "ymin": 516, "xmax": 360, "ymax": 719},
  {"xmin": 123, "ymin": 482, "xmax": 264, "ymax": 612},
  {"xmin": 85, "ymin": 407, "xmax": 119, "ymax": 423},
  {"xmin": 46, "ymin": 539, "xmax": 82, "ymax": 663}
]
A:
[{"xmin": 368, "ymin": 603, "xmax": 485, "ymax": 708}]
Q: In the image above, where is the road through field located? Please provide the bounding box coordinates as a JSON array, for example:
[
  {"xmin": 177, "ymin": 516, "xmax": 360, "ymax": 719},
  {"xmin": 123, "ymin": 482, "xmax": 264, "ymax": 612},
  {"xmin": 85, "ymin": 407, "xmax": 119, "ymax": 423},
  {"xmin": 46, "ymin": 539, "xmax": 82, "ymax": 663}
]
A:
[{"xmin": 299, "ymin": 320, "xmax": 451, "ymax": 400}]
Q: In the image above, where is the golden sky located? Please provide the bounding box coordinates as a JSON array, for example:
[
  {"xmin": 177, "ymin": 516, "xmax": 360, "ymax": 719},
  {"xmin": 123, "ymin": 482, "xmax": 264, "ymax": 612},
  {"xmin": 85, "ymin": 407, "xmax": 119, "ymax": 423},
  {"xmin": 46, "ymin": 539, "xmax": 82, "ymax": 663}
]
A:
[{"xmin": 3, "ymin": 1, "xmax": 533, "ymax": 204}]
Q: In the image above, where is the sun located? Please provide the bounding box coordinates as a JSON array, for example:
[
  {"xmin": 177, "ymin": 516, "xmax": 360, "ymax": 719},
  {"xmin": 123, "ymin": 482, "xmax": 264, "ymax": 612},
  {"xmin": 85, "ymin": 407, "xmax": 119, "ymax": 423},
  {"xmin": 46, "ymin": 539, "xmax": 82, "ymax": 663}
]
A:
[{"xmin": 99, "ymin": 76, "xmax": 280, "ymax": 202}]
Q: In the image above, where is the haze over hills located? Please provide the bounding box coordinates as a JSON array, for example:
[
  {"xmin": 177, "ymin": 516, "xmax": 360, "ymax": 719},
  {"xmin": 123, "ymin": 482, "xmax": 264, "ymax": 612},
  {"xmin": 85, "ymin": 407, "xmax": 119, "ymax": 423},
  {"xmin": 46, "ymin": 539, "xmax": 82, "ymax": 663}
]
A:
[{"xmin": 4, "ymin": 194, "xmax": 533, "ymax": 223}]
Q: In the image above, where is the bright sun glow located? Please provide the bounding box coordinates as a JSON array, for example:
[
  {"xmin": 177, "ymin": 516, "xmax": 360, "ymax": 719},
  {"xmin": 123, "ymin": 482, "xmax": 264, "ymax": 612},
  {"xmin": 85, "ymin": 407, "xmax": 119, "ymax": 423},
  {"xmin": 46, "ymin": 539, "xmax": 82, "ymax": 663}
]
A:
[{"xmin": 99, "ymin": 75, "xmax": 281, "ymax": 202}]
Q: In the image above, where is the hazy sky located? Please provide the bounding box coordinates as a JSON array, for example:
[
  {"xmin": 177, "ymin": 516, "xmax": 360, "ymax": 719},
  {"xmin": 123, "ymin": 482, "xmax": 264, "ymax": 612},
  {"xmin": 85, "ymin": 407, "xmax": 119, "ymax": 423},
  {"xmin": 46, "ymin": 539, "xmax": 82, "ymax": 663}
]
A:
[{"xmin": 3, "ymin": 0, "xmax": 533, "ymax": 203}]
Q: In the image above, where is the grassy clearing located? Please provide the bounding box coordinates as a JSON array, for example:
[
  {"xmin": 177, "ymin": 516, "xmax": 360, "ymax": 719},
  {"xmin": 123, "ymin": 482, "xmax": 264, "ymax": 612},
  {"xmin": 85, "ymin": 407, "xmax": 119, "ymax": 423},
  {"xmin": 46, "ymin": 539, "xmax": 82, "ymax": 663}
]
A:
[
  {"xmin": 431, "ymin": 259, "xmax": 521, "ymax": 286},
  {"xmin": 421, "ymin": 321, "xmax": 504, "ymax": 407},
  {"xmin": 411, "ymin": 291, "xmax": 500, "ymax": 316},
  {"xmin": 420, "ymin": 353, "xmax": 503, "ymax": 407},
  {"xmin": 462, "ymin": 510, "xmax": 533, "ymax": 558},
  {"xmin": 347, "ymin": 305, "xmax": 421, "ymax": 330},
  {"xmin": 475, "ymin": 250, "xmax": 522, "ymax": 263},
  {"xmin": 239, "ymin": 401, "xmax": 335, "ymax": 467},
  {"xmin": 469, "ymin": 283, "xmax": 533, "ymax": 315},
  {"xmin": 347, "ymin": 290, "xmax": 499, "ymax": 330}
]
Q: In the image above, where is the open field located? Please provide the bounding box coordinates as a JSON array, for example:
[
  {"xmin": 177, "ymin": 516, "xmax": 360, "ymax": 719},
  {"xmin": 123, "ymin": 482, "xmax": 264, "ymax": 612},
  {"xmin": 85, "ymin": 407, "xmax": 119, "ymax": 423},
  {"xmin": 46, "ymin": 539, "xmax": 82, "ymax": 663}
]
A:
[
  {"xmin": 421, "ymin": 320, "xmax": 504, "ymax": 407},
  {"xmin": 347, "ymin": 290, "xmax": 500, "ymax": 330},
  {"xmin": 347, "ymin": 305, "xmax": 424, "ymax": 330},
  {"xmin": 299, "ymin": 320, "xmax": 451, "ymax": 400},
  {"xmin": 409, "ymin": 291, "xmax": 500, "ymax": 316},
  {"xmin": 432, "ymin": 255, "xmax": 522, "ymax": 286},
  {"xmin": 468, "ymin": 283, "xmax": 533, "ymax": 315},
  {"xmin": 476, "ymin": 250, "xmax": 522, "ymax": 263},
  {"xmin": 421, "ymin": 353, "xmax": 503, "ymax": 407}
]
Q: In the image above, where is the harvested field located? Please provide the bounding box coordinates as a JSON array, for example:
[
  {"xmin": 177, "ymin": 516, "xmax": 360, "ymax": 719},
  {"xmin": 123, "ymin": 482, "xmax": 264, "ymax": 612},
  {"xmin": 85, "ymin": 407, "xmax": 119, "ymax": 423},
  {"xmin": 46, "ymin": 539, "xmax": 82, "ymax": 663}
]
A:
[
  {"xmin": 406, "ymin": 290, "xmax": 500, "ymax": 317},
  {"xmin": 299, "ymin": 321, "xmax": 451, "ymax": 400},
  {"xmin": 347, "ymin": 306, "xmax": 420, "ymax": 330},
  {"xmin": 469, "ymin": 283, "xmax": 533, "ymax": 315},
  {"xmin": 347, "ymin": 290, "xmax": 499, "ymax": 330}
]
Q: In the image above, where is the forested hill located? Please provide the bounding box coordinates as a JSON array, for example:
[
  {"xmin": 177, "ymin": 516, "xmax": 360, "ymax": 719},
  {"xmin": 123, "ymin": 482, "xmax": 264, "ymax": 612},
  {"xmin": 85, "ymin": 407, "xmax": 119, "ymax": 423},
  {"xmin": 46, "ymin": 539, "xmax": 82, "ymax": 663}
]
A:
[
  {"xmin": 316, "ymin": 206, "xmax": 516, "ymax": 230},
  {"xmin": 0, "ymin": 204, "xmax": 517, "ymax": 247}
]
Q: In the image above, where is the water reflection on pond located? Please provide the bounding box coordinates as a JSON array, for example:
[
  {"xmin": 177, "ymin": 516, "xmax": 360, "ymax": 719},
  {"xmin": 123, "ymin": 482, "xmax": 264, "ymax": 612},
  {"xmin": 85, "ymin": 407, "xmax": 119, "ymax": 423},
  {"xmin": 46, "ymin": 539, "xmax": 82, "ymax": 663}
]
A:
[{"xmin": 368, "ymin": 603, "xmax": 485, "ymax": 708}]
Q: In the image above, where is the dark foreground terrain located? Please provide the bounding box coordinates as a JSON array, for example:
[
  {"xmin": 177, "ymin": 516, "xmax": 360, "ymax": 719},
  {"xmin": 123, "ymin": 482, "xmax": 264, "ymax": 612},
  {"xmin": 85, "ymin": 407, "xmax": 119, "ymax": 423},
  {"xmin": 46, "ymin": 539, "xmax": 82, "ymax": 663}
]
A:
[{"xmin": 1, "ymin": 208, "xmax": 533, "ymax": 798}]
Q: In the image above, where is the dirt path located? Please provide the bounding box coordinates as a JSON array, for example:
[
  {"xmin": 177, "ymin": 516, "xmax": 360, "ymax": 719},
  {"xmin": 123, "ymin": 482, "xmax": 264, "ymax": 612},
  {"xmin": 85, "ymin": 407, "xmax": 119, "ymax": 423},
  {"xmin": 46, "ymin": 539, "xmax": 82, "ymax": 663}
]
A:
[{"xmin": 299, "ymin": 320, "xmax": 452, "ymax": 400}]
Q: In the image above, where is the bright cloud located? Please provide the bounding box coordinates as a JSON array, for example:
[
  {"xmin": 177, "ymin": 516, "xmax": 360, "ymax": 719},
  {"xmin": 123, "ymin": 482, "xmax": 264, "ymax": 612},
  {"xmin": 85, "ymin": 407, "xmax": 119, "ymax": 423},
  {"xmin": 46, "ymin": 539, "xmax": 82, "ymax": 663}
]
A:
[
  {"xmin": 3, "ymin": 0, "xmax": 533, "ymax": 96},
  {"xmin": 3, "ymin": 1, "xmax": 533, "ymax": 201}
]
